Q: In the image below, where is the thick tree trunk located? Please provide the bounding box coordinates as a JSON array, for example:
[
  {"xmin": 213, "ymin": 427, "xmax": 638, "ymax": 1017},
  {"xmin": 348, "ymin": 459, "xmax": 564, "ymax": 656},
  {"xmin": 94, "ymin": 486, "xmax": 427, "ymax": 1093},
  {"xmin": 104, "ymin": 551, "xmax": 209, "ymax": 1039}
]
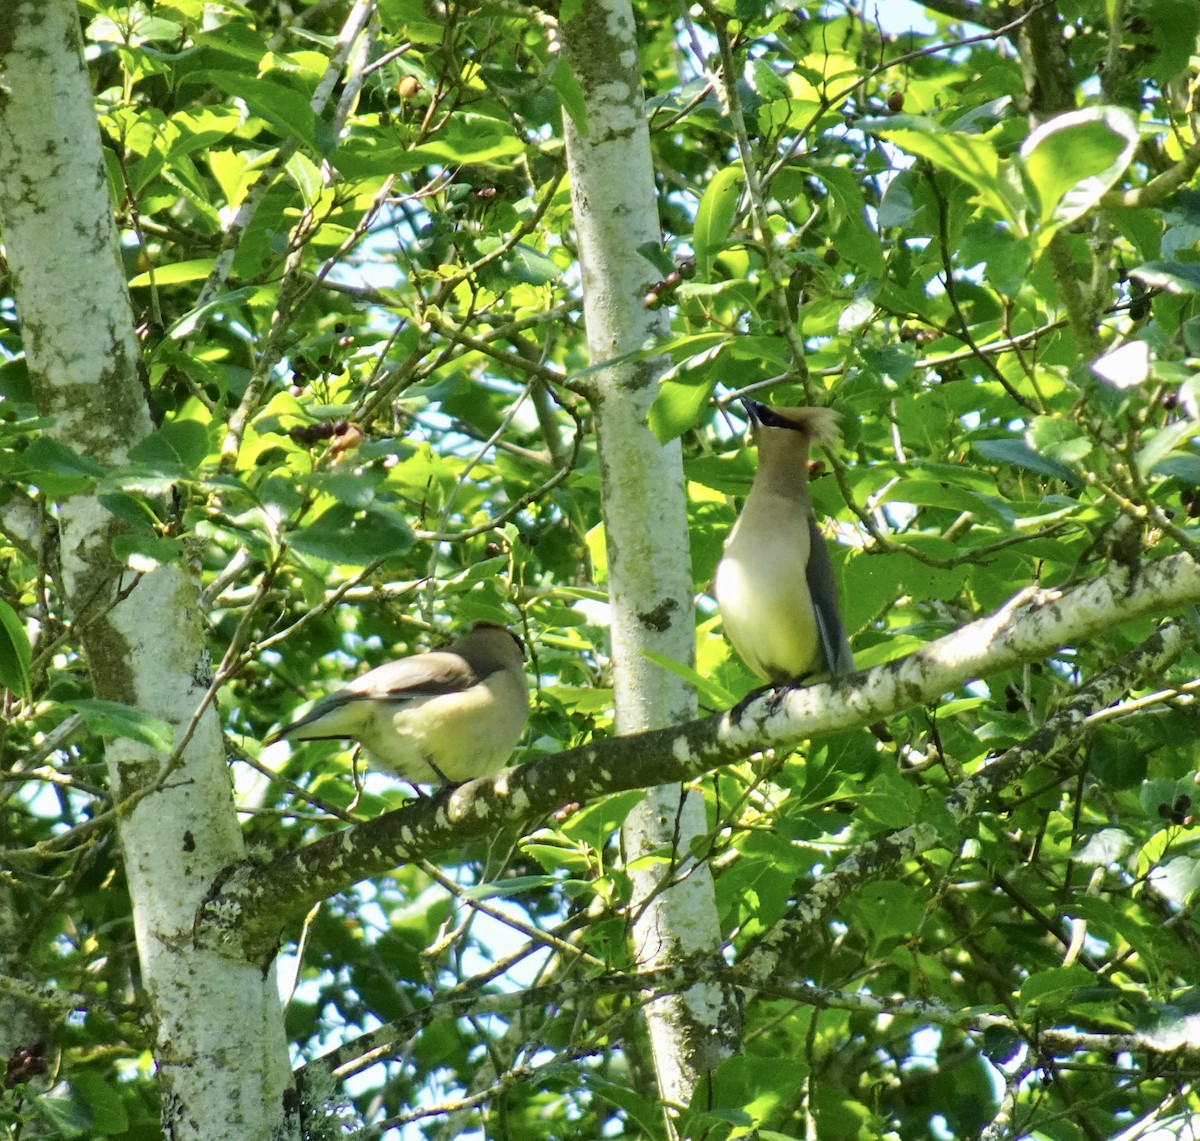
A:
[
  {"xmin": 0, "ymin": 4, "xmax": 296, "ymax": 1138},
  {"xmin": 558, "ymin": 0, "xmax": 741, "ymax": 1121}
]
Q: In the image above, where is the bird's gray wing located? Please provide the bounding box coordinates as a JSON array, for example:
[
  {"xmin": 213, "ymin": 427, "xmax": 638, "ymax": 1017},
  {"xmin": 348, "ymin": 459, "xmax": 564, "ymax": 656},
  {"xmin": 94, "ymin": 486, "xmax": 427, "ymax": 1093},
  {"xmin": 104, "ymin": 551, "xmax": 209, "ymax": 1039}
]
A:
[
  {"xmin": 805, "ymin": 515, "xmax": 855, "ymax": 677},
  {"xmin": 266, "ymin": 651, "xmax": 479, "ymax": 743},
  {"xmin": 342, "ymin": 650, "xmax": 480, "ymax": 703}
]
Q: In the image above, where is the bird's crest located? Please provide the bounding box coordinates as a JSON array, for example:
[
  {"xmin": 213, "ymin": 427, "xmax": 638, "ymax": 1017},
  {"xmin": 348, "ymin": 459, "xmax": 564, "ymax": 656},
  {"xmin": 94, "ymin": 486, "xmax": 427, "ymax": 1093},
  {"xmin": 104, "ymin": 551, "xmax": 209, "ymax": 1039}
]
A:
[{"xmin": 744, "ymin": 401, "xmax": 842, "ymax": 449}]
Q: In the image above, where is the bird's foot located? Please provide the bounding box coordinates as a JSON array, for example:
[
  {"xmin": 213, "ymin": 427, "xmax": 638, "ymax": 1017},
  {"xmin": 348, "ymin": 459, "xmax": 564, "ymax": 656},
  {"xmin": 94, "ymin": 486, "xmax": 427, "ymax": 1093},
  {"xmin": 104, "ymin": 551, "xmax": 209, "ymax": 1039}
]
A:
[
  {"xmin": 732, "ymin": 682, "xmax": 774, "ymax": 721},
  {"xmin": 733, "ymin": 670, "xmax": 826, "ymax": 721},
  {"xmin": 422, "ymin": 756, "xmax": 461, "ymax": 790}
]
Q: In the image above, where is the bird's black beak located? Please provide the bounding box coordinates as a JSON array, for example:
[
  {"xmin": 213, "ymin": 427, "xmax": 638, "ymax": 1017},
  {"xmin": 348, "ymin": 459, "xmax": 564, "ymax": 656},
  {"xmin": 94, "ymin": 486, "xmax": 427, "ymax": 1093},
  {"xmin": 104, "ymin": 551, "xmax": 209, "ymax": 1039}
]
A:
[
  {"xmin": 739, "ymin": 398, "xmax": 764, "ymax": 427},
  {"xmin": 741, "ymin": 399, "xmax": 795, "ymax": 430}
]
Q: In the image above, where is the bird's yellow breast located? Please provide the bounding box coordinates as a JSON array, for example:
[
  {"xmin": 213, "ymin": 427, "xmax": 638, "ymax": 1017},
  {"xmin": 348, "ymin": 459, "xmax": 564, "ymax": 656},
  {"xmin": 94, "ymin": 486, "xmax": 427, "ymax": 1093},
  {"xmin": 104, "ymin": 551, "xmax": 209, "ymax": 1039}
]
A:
[
  {"xmin": 356, "ymin": 675, "xmax": 528, "ymax": 784},
  {"xmin": 715, "ymin": 502, "xmax": 819, "ymax": 682}
]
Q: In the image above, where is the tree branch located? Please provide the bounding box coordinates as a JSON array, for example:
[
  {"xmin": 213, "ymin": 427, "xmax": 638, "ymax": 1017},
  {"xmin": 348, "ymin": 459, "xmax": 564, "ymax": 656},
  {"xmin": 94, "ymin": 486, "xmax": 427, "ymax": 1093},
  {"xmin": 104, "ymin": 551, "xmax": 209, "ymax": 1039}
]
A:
[
  {"xmin": 1101, "ymin": 136, "xmax": 1200, "ymax": 210},
  {"xmin": 196, "ymin": 551, "xmax": 1200, "ymax": 962},
  {"xmin": 298, "ymin": 940, "xmax": 1200, "ymax": 1097},
  {"xmin": 915, "ymin": 0, "xmax": 1007, "ymax": 31},
  {"xmin": 741, "ymin": 619, "xmax": 1187, "ymax": 978}
]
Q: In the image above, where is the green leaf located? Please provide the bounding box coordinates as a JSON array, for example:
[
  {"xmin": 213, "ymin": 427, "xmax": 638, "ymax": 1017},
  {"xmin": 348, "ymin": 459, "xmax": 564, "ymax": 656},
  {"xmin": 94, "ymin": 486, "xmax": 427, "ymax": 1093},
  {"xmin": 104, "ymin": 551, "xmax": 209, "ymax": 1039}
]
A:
[
  {"xmin": 1074, "ymin": 827, "xmax": 1134, "ymax": 864},
  {"xmin": 71, "ymin": 1072, "xmax": 130, "ymax": 1135},
  {"xmin": 647, "ymin": 377, "xmax": 715, "ymax": 443},
  {"xmin": 959, "ymin": 219, "xmax": 1032, "ymax": 294},
  {"xmin": 463, "ymin": 875, "xmax": 560, "ymax": 899},
  {"xmin": 1138, "ymin": 0, "xmax": 1200, "ymax": 81},
  {"xmin": 693, "ymin": 165, "xmax": 743, "ymax": 280},
  {"xmin": 65, "ymin": 699, "xmax": 175, "ymax": 752},
  {"xmin": 862, "ymin": 114, "xmax": 1025, "ymax": 227},
  {"xmin": 855, "ymin": 768, "xmax": 923, "ymax": 829},
  {"xmin": 640, "ymin": 649, "xmax": 738, "ymax": 709},
  {"xmin": 556, "ymin": 790, "xmax": 647, "ymax": 851},
  {"xmin": 520, "ymin": 842, "xmax": 592, "ymax": 876},
  {"xmin": 0, "ymin": 598, "xmax": 32, "ymax": 699},
  {"xmin": 1139, "ymin": 777, "xmax": 1192, "ymax": 820},
  {"xmin": 568, "ymin": 1068, "xmax": 667, "ymax": 1140},
  {"xmin": 301, "ymin": 469, "xmax": 384, "ymax": 509},
  {"xmin": 550, "ymin": 56, "xmax": 587, "ymax": 133},
  {"xmin": 12, "ymin": 438, "xmax": 106, "ymax": 499},
  {"xmin": 1182, "ymin": 316, "xmax": 1200, "ymax": 356},
  {"xmin": 407, "ymin": 114, "xmax": 525, "ymax": 165},
  {"xmin": 111, "ymin": 533, "xmax": 185, "ymax": 571},
  {"xmin": 1088, "ymin": 730, "xmax": 1148, "ymax": 789},
  {"xmin": 980, "ymin": 1025, "xmax": 1023, "ymax": 1067},
  {"xmin": 645, "ymin": 344, "xmax": 727, "ymax": 444},
  {"xmin": 1136, "ymin": 418, "xmax": 1200, "ymax": 474},
  {"xmin": 129, "ymin": 258, "xmax": 217, "ymax": 288},
  {"xmin": 35, "ymin": 1082, "xmax": 94, "ymax": 1138},
  {"xmin": 878, "ymin": 168, "xmax": 920, "ymax": 228},
  {"xmin": 377, "ymin": 0, "xmax": 443, "ymax": 41},
  {"xmin": 685, "ymin": 1108, "xmax": 754, "ymax": 1129},
  {"xmin": 0, "ymin": 355, "xmax": 33, "ymax": 402},
  {"xmin": 876, "ymin": 479, "xmax": 1015, "ymax": 526},
  {"xmin": 163, "ymin": 286, "xmax": 258, "ymax": 340},
  {"xmin": 1131, "ymin": 259, "xmax": 1200, "ymax": 294},
  {"xmin": 285, "ymin": 150, "xmax": 323, "ymax": 206},
  {"xmin": 1153, "ymin": 455, "xmax": 1200, "ymax": 484},
  {"xmin": 128, "ymin": 419, "xmax": 213, "ymax": 475},
  {"xmin": 497, "ymin": 243, "xmax": 561, "ymax": 286},
  {"xmin": 972, "ymin": 438, "xmax": 1080, "ymax": 484},
  {"xmin": 1018, "ymin": 965, "xmax": 1094, "ymax": 1011},
  {"xmin": 1150, "ymin": 856, "xmax": 1200, "ymax": 906},
  {"xmin": 837, "ymin": 295, "xmax": 876, "ymax": 334},
  {"xmin": 846, "ymin": 880, "xmax": 925, "ymax": 943},
  {"xmin": 200, "ymin": 71, "xmax": 327, "ymax": 154},
  {"xmin": 98, "ymin": 490, "xmax": 161, "ymax": 531},
  {"xmin": 21, "ymin": 437, "xmax": 108, "ymax": 479},
  {"xmin": 287, "ymin": 503, "xmax": 414, "ymax": 565},
  {"xmin": 1027, "ymin": 415, "xmax": 1094, "ymax": 466},
  {"xmin": 1019, "ymin": 106, "xmax": 1138, "ymax": 247}
]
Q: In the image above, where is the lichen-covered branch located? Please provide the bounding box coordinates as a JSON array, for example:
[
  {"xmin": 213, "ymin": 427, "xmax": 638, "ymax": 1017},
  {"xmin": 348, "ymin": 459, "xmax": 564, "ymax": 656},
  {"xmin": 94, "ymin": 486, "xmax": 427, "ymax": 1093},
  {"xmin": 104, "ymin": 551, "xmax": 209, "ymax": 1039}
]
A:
[
  {"xmin": 741, "ymin": 620, "xmax": 1187, "ymax": 979},
  {"xmin": 197, "ymin": 551, "xmax": 1200, "ymax": 962}
]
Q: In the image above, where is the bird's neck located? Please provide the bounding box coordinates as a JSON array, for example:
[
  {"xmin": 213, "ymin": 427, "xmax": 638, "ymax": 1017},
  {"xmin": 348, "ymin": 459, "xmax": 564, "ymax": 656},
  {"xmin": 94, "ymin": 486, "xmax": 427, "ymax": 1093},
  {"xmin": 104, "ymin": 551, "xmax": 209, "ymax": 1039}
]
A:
[{"xmin": 753, "ymin": 434, "xmax": 812, "ymax": 497}]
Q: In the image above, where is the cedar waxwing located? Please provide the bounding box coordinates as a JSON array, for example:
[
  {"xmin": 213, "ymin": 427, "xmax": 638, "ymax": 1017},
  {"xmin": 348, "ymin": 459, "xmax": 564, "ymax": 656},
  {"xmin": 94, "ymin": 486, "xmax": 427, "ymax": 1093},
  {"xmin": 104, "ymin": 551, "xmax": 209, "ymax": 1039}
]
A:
[
  {"xmin": 714, "ymin": 402, "xmax": 855, "ymax": 684},
  {"xmin": 268, "ymin": 622, "xmax": 530, "ymax": 784}
]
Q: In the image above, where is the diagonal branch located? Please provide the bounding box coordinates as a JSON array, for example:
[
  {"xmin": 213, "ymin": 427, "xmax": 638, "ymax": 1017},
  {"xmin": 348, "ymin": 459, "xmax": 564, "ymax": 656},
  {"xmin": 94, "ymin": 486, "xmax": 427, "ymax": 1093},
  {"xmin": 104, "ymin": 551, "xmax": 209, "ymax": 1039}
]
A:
[
  {"xmin": 297, "ymin": 939, "xmax": 1200, "ymax": 1100},
  {"xmin": 197, "ymin": 552, "xmax": 1200, "ymax": 962},
  {"xmin": 740, "ymin": 619, "xmax": 1187, "ymax": 979}
]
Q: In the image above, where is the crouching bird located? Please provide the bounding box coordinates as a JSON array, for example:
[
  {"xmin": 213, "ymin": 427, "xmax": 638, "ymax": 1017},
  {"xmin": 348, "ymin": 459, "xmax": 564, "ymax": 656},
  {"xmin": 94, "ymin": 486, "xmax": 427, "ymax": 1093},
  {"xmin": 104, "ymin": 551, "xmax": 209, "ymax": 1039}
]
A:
[
  {"xmin": 714, "ymin": 402, "xmax": 855, "ymax": 684},
  {"xmin": 267, "ymin": 622, "xmax": 530, "ymax": 785}
]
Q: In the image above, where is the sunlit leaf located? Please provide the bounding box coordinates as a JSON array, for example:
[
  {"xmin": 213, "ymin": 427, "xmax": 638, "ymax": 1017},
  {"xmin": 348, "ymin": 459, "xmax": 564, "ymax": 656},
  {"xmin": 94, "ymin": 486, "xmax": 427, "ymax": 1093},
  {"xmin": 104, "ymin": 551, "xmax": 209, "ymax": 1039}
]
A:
[
  {"xmin": 200, "ymin": 71, "xmax": 329, "ymax": 154},
  {"xmin": 862, "ymin": 114, "xmax": 1025, "ymax": 227},
  {"xmin": 693, "ymin": 165, "xmax": 743, "ymax": 280}
]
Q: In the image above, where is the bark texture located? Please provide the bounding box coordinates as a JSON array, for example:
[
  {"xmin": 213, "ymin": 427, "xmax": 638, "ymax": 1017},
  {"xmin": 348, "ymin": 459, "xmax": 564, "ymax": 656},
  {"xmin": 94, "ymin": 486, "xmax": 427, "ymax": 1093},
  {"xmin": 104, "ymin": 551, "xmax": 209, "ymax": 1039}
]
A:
[
  {"xmin": 0, "ymin": 4, "xmax": 295, "ymax": 1138},
  {"xmin": 557, "ymin": 0, "xmax": 741, "ymax": 1117}
]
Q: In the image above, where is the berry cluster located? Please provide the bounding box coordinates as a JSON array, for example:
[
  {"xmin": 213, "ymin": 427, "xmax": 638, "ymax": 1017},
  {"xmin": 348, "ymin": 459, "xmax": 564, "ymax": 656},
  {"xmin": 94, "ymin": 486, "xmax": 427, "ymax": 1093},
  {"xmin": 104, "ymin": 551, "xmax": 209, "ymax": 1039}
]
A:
[
  {"xmin": 5, "ymin": 1043, "xmax": 47, "ymax": 1088},
  {"xmin": 289, "ymin": 420, "xmax": 353, "ymax": 445},
  {"xmin": 642, "ymin": 258, "xmax": 696, "ymax": 310},
  {"xmin": 1180, "ymin": 486, "xmax": 1200, "ymax": 518}
]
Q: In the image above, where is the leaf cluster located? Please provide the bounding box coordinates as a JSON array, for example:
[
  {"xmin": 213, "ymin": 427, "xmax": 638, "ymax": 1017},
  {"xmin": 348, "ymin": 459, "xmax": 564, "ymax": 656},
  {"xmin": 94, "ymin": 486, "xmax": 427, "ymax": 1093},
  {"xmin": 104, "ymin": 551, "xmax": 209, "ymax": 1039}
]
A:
[{"xmin": 5, "ymin": 0, "xmax": 1200, "ymax": 1138}]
